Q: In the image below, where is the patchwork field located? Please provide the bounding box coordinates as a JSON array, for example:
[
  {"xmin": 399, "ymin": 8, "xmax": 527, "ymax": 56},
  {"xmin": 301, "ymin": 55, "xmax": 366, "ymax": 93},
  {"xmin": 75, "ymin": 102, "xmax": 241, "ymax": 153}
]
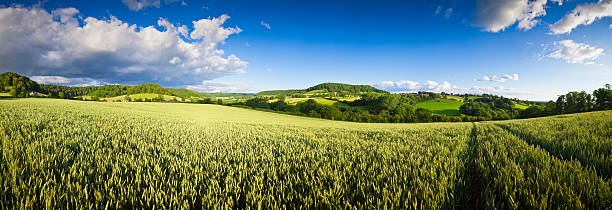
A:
[
  {"xmin": 0, "ymin": 98, "xmax": 610, "ymax": 208},
  {"xmin": 284, "ymin": 97, "xmax": 338, "ymax": 106}
]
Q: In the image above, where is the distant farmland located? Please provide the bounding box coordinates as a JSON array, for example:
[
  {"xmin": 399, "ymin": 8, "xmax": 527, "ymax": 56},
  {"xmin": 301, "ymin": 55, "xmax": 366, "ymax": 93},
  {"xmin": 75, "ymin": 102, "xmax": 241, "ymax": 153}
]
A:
[{"xmin": 416, "ymin": 99, "xmax": 464, "ymax": 116}]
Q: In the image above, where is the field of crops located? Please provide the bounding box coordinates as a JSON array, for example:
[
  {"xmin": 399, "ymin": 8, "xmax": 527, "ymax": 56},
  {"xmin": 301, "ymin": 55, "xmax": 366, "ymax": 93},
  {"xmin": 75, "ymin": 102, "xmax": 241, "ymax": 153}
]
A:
[{"xmin": 0, "ymin": 98, "xmax": 610, "ymax": 208}]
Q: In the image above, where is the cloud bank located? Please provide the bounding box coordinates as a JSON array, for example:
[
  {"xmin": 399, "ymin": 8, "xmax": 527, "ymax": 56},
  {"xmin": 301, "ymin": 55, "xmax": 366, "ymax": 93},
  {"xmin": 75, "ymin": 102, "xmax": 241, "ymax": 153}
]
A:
[
  {"xmin": 551, "ymin": 0, "xmax": 612, "ymax": 34},
  {"xmin": 0, "ymin": 6, "xmax": 247, "ymax": 87},
  {"xmin": 375, "ymin": 80, "xmax": 524, "ymax": 96},
  {"xmin": 545, "ymin": 40, "xmax": 604, "ymax": 64},
  {"xmin": 475, "ymin": 74, "xmax": 519, "ymax": 82},
  {"xmin": 187, "ymin": 81, "xmax": 258, "ymax": 93},
  {"xmin": 474, "ymin": 0, "xmax": 563, "ymax": 32}
]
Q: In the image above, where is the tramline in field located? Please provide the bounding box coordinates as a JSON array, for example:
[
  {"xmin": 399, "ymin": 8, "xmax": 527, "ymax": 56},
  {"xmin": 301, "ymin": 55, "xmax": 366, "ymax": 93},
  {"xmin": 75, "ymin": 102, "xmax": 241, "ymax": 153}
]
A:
[{"xmin": 0, "ymin": 98, "xmax": 610, "ymax": 208}]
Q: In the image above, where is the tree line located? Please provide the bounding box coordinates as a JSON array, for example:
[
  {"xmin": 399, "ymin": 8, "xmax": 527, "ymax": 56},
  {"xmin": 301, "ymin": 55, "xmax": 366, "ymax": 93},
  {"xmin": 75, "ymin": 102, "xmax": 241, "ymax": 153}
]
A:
[
  {"xmin": 457, "ymin": 84, "xmax": 612, "ymax": 120},
  {"xmin": 234, "ymin": 92, "xmax": 487, "ymax": 123}
]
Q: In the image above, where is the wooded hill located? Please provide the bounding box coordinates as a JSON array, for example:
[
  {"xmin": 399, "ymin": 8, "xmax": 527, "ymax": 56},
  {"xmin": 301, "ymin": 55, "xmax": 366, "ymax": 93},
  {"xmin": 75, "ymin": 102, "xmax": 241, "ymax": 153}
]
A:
[
  {"xmin": 0, "ymin": 72, "xmax": 253, "ymax": 99},
  {"xmin": 0, "ymin": 72, "xmax": 43, "ymax": 97},
  {"xmin": 257, "ymin": 83, "xmax": 388, "ymax": 95}
]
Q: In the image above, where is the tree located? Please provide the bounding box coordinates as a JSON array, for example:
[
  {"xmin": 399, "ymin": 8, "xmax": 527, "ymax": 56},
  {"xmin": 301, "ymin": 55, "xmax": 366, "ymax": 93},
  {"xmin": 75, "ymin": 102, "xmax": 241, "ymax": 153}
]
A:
[
  {"xmin": 9, "ymin": 87, "xmax": 17, "ymax": 96},
  {"xmin": 555, "ymin": 95, "xmax": 566, "ymax": 114},
  {"xmin": 217, "ymin": 99, "xmax": 224, "ymax": 105},
  {"xmin": 415, "ymin": 108, "xmax": 433, "ymax": 122},
  {"xmin": 58, "ymin": 92, "xmax": 65, "ymax": 99},
  {"xmin": 593, "ymin": 87, "xmax": 612, "ymax": 110}
]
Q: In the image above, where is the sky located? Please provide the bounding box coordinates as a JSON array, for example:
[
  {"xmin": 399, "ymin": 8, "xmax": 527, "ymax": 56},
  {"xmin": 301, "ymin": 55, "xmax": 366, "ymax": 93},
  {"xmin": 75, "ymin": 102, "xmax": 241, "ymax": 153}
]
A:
[{"xmin": 0, "ymin": 0, "xmax": 610, "ymax": 101}]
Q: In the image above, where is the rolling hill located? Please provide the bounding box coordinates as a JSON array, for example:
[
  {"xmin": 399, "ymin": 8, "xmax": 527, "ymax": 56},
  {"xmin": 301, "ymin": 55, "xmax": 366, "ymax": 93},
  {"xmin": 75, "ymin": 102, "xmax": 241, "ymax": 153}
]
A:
[{"xmin": 257, "ymin": 82, "xmax": 387, "ymax": 95}]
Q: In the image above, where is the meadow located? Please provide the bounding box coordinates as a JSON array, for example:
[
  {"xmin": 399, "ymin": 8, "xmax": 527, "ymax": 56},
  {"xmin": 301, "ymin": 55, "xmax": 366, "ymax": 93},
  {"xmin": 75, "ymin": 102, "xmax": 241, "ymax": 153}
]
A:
[
  {"xmin": 0, "ymin": 98, "xmax": 610, "ymax": 208},
  {"xmin": 416, "ymin": 99, "xmax": 464, "ymax": 116}
]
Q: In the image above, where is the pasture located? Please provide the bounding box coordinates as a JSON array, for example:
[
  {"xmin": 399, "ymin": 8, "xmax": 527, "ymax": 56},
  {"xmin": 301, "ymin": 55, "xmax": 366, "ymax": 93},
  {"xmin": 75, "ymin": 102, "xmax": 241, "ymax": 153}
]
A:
[{"xmin": 416, "ymin": 99, "xmax": 464, "ymax": 116}]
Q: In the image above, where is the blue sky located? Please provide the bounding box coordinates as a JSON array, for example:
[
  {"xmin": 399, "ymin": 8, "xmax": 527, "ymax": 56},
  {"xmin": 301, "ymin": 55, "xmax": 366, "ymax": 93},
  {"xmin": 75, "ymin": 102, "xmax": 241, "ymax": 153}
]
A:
[{"xmin": 0, "ymin": 0, "xmax": 611, "ymax": 100}]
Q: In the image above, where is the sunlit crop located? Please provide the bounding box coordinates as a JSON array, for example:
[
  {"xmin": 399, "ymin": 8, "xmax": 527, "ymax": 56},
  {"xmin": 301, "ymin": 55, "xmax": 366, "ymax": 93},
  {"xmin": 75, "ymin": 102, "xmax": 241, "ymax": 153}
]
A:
[{"xmin": 0, "ymin": 98, "xmax": 610, "ymax": 208}]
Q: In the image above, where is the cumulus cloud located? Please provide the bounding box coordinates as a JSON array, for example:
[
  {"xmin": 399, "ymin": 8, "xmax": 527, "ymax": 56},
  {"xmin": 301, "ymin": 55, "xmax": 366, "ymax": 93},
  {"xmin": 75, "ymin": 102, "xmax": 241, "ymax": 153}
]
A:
[
  {"xmin": 260, "ymin": 20, "xmax": 271, "ymax": 29},
  {"xmin": 30, "ymin": 76, "xmax": 112, "ymax": 86},
  {"xmin": 187, "ymin": 81, "xmax": 258, "ymax": 93},
  {"xmin": 376, "ymin": 80, "xmax": 524, "ymax": 95},
  {"xmin": 475, "ymin": 73, "xmax": 519, "ymax": 82},
  {"xmin": 0, "ymin": 6, "xmax": 247, "ymax": 87},
  {"xmin": 545, "ymin": 40, "xmax": 604, "ymax": 64},
  {"xmin": 376, "ymin": 80, "xmax": 457, "ymax": 92},
  {"xmin": 474, "ymin": 0, "xmax": 562, "ymax": 32},
  {"xmin": 550, "ymin": 0, "xmax": 612, "ymax": 34}
]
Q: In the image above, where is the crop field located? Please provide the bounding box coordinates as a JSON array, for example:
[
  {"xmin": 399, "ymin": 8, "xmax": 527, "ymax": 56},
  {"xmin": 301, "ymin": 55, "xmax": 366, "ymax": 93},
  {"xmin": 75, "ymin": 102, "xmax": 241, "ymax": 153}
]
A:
[
  {"xmin": 513, "ymin": 103, "xmax": 530, "ymax": 109},
  {"xmin": 445, "ymin": 95, "xmax": 464, "ymax": 101},
  {"xmin": 0, "ymin": 98, "xmax": 610, "ymax": 209},
  {"xmin": 285, "ymin": 97, "xmax": 337, "ymax": 106},
  {"xmin": 416, "ymin": 99, "xmax": 463, "ymax": 116}
]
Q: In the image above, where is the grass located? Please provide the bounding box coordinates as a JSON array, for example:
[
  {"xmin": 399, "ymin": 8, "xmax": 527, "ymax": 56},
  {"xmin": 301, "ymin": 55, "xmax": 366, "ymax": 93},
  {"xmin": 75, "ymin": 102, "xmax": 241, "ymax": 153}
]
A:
[
  {"xmin": 1, "ymin": 98, "xmax": 610, "ymax": 208},
  {"xmin": 0, "ymin": 92, "xmax": 10, "ymax": 97},
  {"xmin": 514, "ymin": 103, "xmax": 530, "ymax": 109},
  {"xmin": 416, "ymin": 99, "xmax": 464, "ymax": 116}
]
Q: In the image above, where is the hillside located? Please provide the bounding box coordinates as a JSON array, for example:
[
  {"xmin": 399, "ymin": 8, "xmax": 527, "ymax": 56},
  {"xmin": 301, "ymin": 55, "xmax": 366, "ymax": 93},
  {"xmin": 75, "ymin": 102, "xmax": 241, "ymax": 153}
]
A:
[
  {"xmin": 40, "ymin": 83, "xmax": 209, "ymax": 99},
  {"xmin": 0, "ymin": 72, "xmax": 253, "ymax": 99},
  {"xmin": 0, "ymin": 72, "xmax": 42, "ymax": 96},
  {"xmin": 257, "ymin": 82, "xmax": 387, "ymax": 95}
]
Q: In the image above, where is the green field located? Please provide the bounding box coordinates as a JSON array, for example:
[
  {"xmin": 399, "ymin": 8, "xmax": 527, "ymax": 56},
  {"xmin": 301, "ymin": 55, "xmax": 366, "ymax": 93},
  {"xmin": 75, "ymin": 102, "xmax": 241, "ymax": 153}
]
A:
[
  {"xmin": 514, "ymin": 103, "xmax": 530, "ymax": 109},
  {"xmin": 1, "ymin": 98, "xmax": 610, "ymax": 208},
  {"xmin": 416, "ymin": 99, "xmax": 464, "ymax": 116}
]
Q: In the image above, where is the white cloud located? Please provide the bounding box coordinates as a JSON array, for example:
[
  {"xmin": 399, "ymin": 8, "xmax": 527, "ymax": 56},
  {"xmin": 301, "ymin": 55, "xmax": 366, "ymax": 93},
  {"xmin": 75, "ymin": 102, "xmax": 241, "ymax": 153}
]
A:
[
  {"xmin": 375, "ymin": 80, "xmax": 526, "ymax": 96},
  {"xmin": 121, "ymin": 0, "xmax": 184, "ymax": 11},
  {"xmin": 30, "ymin": 76, "xmax": 110, "ymax": 86},
  {"xmin": 434, "ymin": 6, "xmax": 453, "ymax": 19},
  {"xmin": 545, "ymin": 40, "xmax": 604, "ymax": 64},
  {"xmin": 376, "ymin": 80, "xmax": 457, "ymax": 92},
  {"xmin": 187, "ymin": 81, "xmax": 258, "ymax": 93},
  {"xmin": 31, "ymin": 76, "xmax": 76, "ymax": 84},
  {"xmin": 121, "ymin": 0, "xmax": 160, "ymax": 11},
  {"xmin": 260, "ymin": 20, "xmax": 271, "ymax": 29},
  {"xmin": 550, "ymin": 0, "xmax": 612, "ymax": 34},
  {"xmin": 445, "ymin": 8, "xmax": 454, "ymax": 19},
  {"xmin": 435, "ymin": 6, "xmax": 442, "ymax": 15},
  {"xmin": 474, "ymin": 0, "xmax": 562, "ymax": 32},
  {"xmin": 475, "ymin": 73, "xmax": 519, "ymax": 82},
  {"xmin": 0, "ymin": 6, "xmax": 247, "ymax": 87}
]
